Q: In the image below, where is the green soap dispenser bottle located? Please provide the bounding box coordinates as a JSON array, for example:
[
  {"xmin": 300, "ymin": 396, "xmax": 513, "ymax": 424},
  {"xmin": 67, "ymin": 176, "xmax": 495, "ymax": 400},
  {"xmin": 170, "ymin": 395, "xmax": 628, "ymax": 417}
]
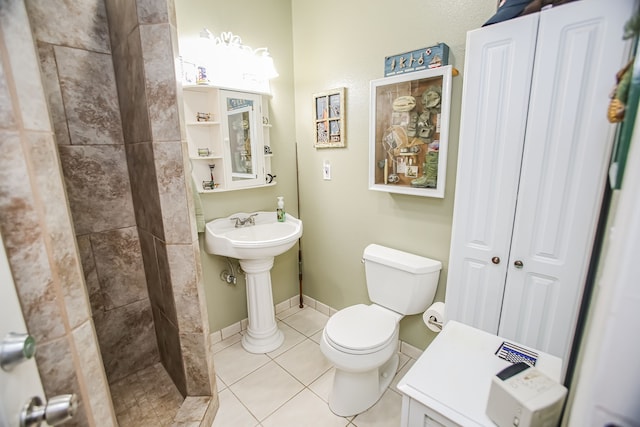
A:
[{"xmin": 277, "ymin": 196, "xmax": 285, "ymax": 222}]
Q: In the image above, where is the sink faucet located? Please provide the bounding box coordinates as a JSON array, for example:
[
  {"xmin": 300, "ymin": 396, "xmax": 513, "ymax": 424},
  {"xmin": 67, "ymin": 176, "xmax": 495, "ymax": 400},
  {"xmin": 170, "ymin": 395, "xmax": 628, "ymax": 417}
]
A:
[{"xmin": 230, "ymin": 213, "xmax": 258, "ymax": 228}]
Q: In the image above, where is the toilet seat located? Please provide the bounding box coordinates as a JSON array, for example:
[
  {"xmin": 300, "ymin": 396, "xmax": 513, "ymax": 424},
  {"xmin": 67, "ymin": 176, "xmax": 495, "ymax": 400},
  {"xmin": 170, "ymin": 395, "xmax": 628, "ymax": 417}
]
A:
[{"xmin": 325, "ymin": 304, "xmax": 398, "ymax": 355}]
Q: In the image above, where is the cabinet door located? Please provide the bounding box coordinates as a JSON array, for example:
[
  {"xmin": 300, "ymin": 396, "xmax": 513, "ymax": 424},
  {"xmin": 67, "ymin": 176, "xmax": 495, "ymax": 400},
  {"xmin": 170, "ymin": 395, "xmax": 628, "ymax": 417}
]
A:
[
  {"xmin": 405, "ymin": 397, "xmax": 464, "ymax": 427},
  {"xmin": 220, "ymin": 90, "xmax": 265, "ymax": 189},
  {"xmin": 498, "ymin": 0, "xmax": 635, "ymax": 362},
  {"xmin": 445, "ymin": 14, "xmax": 539, "ymax": 332}
]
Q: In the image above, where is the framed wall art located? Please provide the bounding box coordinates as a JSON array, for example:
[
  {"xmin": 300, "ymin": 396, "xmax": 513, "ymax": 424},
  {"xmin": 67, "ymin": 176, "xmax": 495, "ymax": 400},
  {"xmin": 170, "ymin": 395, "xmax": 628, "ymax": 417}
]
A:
[
  {"xmin": 313, "ymin": 88, "xmax": 345, "ymax": 148},
  {"xmin": 368, "ymin": 66, "xmax": 452, "ymax": 198}
]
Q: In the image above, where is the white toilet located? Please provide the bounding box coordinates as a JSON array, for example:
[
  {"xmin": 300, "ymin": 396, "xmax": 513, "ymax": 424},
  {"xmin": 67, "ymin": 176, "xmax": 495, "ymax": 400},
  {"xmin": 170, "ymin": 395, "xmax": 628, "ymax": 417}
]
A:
[{"xmin": 320, "ymin": 244, "xmax": 442, "ymax": 416}]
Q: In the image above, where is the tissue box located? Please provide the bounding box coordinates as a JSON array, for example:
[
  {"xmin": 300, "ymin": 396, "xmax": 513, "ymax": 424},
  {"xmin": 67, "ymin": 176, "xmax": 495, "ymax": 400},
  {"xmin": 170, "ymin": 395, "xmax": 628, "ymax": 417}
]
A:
[{"xmin": 486, "ymin": 362, "xmax": 567, "ymax": 427}]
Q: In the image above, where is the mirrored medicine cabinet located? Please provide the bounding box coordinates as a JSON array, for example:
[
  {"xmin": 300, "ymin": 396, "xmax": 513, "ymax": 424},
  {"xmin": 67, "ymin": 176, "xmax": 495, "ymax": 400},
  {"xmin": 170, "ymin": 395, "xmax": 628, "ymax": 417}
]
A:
[{"xmin": 183, "ymin": 86, "xmax": 274, "ymax": 192}]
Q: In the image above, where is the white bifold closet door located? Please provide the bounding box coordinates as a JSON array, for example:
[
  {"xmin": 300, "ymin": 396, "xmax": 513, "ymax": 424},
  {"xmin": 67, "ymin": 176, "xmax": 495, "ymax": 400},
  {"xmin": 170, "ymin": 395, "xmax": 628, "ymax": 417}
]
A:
[
  {"xmin": 446, "ymin": 0, "xmax": 634, "ymax": 370},
  {"xmin": 445, "ymin": 13, "xmax": 539, "ymax": 335},
  {"xmin": 497, "ymin": 0, "xmax": 634, "ymax": 362}
]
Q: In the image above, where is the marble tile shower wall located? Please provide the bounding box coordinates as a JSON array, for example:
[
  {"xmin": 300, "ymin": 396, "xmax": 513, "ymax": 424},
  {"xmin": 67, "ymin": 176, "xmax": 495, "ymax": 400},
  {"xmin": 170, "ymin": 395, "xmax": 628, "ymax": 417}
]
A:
[
  {"xmin": 103, "ymin": 0, "xmax": 216, "ymax": 399},
  {"xmin": 24, "ymin": 0, "xmax": 161, "ymax": 385},
  {"xmin": 2, "ymin": 0, "xmax": 216, "ymax": 424},
  {"xmin": 0, "ymin": 1, "xmax": 116, "ymax": 426}
]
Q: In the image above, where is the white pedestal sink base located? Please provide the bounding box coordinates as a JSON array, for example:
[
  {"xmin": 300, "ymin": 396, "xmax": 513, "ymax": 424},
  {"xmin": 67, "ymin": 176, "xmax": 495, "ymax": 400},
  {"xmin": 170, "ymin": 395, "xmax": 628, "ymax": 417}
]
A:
[{"xmin": 239, "ymin": 257, "xmax": 284, "ymax": 353}]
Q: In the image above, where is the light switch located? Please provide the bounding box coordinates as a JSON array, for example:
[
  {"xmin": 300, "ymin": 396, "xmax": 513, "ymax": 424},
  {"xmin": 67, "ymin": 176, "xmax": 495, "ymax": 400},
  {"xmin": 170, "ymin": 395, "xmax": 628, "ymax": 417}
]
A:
[{"xmin": 323, "ymin": 160, "xmax": 331, "ymax": 180}]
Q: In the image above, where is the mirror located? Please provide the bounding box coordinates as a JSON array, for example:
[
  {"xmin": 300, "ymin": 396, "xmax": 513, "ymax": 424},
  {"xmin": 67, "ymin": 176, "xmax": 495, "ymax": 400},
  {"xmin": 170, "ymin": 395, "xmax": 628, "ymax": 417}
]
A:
[
  {"xmin": 221, "ymin": 91, "xmax": 265, "ymax": 189},
  {"xmin": 227, "ymin": 102, "xmax": 254, "ymax": 178}
]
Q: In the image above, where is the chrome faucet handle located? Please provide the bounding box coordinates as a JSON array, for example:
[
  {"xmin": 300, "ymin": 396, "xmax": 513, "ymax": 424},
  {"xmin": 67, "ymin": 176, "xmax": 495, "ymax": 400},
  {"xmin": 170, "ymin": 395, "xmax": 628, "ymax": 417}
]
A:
[
  {"xmin": 230, "ymin": 217, "xmax": 242, "ymax": 227},
  {"xmin": 247, "ymin": 213, "xmax": 258, "ymax": 225}
]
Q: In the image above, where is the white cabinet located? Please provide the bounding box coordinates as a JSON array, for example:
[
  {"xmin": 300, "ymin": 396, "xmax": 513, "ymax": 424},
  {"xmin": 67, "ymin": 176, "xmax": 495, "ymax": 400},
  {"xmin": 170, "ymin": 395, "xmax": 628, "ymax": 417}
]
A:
[
  {"xmin": 401, "ymin": 397, "xmax": 455, "ymax": 427},
  {"xmin": 445, "ymin": 0, "xmax": 634, "ymax": 369},
  {"xmin": 183, "ymin": 86, "xmax": 274, "ymax": 192},
  {"xmin": 398, "ymin": 321, "xmax": 563, "ymax": 427}
]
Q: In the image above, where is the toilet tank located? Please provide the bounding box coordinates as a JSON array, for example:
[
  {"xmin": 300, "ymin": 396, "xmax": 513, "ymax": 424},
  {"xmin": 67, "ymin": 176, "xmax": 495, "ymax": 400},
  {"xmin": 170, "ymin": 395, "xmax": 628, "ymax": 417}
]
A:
[{"xmin": 363, "ymin": 244, "xmax": 442, "ymax": 315}]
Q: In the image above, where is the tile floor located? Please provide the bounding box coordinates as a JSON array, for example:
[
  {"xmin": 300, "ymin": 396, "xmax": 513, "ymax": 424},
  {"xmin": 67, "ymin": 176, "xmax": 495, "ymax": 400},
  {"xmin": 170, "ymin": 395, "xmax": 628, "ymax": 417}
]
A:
[
  {"xmin": 110, "ymin": 362, "xmax": 184, "ymax": 426},
  {"xmin": 211, "ymin": 304, "xmax": 417, "ymax": 427}
]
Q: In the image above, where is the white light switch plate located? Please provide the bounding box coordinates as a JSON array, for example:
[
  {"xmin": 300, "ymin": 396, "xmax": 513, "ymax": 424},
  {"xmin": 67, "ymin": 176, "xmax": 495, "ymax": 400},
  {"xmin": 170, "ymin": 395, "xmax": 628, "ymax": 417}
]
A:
[{"xmin": 323, "ymin": 160, "xmax": 331, "ymax": 180}]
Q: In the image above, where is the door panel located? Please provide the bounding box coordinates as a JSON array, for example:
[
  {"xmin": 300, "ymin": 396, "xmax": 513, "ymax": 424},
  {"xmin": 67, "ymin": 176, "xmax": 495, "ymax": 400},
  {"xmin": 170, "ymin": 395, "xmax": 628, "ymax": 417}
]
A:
[
  {"xmin": 502, "ymin": 272, "xmax": 558, "ymax": 350},
  {"xmin": 445, "ymin": 14, "xmax": 539, "ymax": 332},
  {"xmin": 499, "ymin": 0, "xmax": 635, "ymax": 363},
  {"xmin": 455, "ymin": 259, "xmax": 505, "ymax": 330},
  {"xmin": 0, "ymin": 230, "xmax": 46, "ymax": 426}
]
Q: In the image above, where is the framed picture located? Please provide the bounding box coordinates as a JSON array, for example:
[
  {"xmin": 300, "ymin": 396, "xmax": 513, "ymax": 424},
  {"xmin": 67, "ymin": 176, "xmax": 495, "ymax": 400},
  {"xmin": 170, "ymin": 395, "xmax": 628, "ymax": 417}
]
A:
[
  {"xmin": 368, "ymin": 66, "xmax": 452, "ymax": 198},
  {"xmin": 313, "ymin": 88, "xmax": 345, "ymax": 148}
]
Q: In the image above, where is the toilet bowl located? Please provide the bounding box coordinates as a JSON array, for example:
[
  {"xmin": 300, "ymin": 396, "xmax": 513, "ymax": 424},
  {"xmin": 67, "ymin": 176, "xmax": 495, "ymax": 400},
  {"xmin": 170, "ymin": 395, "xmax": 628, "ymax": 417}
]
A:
[
  {"xmin": 320, "ymin": 244, "xmax": 441, "ymax": 417},
  {"xmin": 320, "ymin": 304, "xmax": 402, "ymax": 416}
]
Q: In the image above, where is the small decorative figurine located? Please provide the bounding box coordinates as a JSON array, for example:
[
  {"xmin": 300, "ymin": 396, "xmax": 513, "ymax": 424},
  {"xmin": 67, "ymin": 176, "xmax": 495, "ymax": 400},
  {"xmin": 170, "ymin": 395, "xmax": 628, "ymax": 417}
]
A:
[
  {"xmin": 196, "ymin": 66, "xmax": 208, "ymax": 85},
  {"xmin": 196, "ymin": 112, "xmax": 212, "ymax": 122},
  {"xmin": 197, "ymin": 148, "xmax": 211, "ymax": 157},
  {"xmin": 416, "ymin": 86, "xmax": 442, "ymax": 141},
  {"xmin": 202, "ymin": 163, "xmax": 216, "ymax": 190}
]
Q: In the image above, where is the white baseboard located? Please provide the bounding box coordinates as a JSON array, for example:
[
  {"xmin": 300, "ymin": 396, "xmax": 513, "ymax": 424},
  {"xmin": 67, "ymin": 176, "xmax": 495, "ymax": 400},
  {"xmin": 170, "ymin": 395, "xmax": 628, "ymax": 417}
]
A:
[{"xmin": 210, "ymin": 294, "xmax": 424, "ymax": 359}]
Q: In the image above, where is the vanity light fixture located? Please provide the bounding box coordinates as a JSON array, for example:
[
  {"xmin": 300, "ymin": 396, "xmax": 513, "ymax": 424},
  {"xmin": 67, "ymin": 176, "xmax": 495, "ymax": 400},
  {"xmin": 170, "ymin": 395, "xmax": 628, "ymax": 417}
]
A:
[{"xmin": 181, "ymin": 28, "xmax": 278, "ymax": 93}]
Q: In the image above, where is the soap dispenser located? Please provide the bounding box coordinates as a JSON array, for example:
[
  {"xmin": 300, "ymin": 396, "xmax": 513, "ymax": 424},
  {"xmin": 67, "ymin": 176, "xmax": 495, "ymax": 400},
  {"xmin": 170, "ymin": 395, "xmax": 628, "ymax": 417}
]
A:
[{"xmin": 277, "ymin": 196, "xmax": 285, "ymax": 222}]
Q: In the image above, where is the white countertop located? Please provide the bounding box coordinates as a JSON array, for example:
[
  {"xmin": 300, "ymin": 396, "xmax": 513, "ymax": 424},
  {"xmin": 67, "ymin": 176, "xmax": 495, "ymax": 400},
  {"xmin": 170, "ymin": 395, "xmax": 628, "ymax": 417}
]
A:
[{"xmin": 396, "ymin": 321, "xmax": 562, "ymax": 426}]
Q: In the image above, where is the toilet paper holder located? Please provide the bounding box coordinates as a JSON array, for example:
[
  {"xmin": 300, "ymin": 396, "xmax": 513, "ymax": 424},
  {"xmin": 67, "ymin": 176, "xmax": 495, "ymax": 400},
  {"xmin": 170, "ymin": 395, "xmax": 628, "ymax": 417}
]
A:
[
  {"xmin": 426, "ymin": 316, "xmax": 442, "ymax": 331},
  {"xmin": 423, "ymin": 302, "xmax": 445, "ymax": 332}
]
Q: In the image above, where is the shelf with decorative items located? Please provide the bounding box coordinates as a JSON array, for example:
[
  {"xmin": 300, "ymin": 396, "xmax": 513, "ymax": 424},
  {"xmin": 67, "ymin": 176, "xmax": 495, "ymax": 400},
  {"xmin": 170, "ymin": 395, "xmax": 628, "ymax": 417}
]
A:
[
  {"xmin": 368, "ymin": 66, "xmax": 453, "ymax": 198},
  {"xmin": 261, "ymin": 103, "xmax": 276, "ymax": 186},
  {"xmin": 183, "ymin": 84, "xmax": 275, "ymax": 192}
]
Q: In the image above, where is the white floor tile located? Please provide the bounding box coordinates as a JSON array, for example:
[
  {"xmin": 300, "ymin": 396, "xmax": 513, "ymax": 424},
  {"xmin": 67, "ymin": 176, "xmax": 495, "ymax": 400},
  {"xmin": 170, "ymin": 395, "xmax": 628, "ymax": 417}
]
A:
[
  {"xmin": 210, "ymin": 305, "xmax": 414, "ymax": 427},
  {"xmin": 397, "ymin": 351, "xmax": 410, "ymax": 371},
  {"xmin": 213, "ymin": 341, "xmax": 270, "ymax": 385},
  {"xmin": 261, "ymin": 389, "xmax": 349, "ymax": 427},
  {"xmin": 309, "ymin": 329, "xmax": 323, "ymax": 344},
  {"xmin": 215, "ymin": 375, "xmax": 226, "ymax": 393},
  {"xmin": 276, "ymin": 305, "xmax": 303, "ymax": 321},
  {"xmin": 281, "ymin": 307, "xmax": 328, "ymax": 337},
  {"xmin": 351, "ymin": 389, "xmax": 403, "ymax": 427},
  {"xmin": 275, "ymin": 339, "xmax": 332, "ymax": 385},
  {"xmin": 308, "ymin": 367, "xmax": 335, "ymax": 403},
  {"xmin": 212, "ymin": 389, "xmax": 259, "ymax": 427},
  {"xmin": 229, "ymin": 361, "xmax": 304, "ymax": 421},
  {"xmin": 266, "ymin": 322, "xmax": 305, "ymax": 358},
  {"xmin": 391, "ymin": 358, "xmax": 414, "ymax": 392}
]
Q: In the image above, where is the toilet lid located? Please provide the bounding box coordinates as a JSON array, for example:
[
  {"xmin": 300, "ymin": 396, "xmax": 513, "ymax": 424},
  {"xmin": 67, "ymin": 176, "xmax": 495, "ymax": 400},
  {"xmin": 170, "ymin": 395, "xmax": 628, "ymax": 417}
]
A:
[{"xmin": 325, "ymin": 304, "xmax": 398, "ymax": 353}]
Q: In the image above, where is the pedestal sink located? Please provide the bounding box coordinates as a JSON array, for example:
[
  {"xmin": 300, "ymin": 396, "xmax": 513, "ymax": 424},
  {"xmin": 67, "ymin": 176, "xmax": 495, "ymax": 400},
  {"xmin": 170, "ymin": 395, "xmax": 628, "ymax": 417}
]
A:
[{"xmin": 204, "ymin": 211, "xmax": 303, "ymax": 353}]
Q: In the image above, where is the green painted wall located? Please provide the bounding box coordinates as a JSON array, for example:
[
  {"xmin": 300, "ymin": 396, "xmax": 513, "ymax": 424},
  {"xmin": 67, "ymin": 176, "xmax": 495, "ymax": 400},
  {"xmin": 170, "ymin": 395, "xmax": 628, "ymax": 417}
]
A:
[
  {"xmin": 176, "ymin": 0, "xmax": 299, "ymax": 332},
  {"xmin": 176, "ymin": 0, "xmax": 497, "ymax": 349},
  {"xmin": 291, "ymin": 0, "xmax": 495, "ymax": 349}
]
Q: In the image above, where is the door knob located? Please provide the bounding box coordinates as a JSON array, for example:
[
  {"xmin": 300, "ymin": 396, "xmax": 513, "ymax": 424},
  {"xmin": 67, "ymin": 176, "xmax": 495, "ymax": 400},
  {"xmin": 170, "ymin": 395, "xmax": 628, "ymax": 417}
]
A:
[
  {"xmin": 1, "ymin": 332, "xmax": 36, "ymax": 371},
  {"xmin": 514, "ymin": 260, "xmax": 524, "ymax": 269},
  {"xmin": 20, "ymin": 394, "xmax": 78, "ymax": 427},
  {"xmin": 491, "ymin": 257, "xmax": 500, "ymax": 264}
]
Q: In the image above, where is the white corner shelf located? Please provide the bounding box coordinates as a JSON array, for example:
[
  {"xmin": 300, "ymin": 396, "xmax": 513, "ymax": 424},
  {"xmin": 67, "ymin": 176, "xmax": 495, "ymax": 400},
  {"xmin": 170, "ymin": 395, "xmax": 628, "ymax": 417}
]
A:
[
  {"xmin": 190, "ymin": 155, "xmax": 223, "ymax": 160},
  {"xmin": 198, "ymin": 181, "xmax": 277, "ymax": 194},
  {"xmin": 186, "ymin": 121, "xmax": 220, "ymax": 126}
]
